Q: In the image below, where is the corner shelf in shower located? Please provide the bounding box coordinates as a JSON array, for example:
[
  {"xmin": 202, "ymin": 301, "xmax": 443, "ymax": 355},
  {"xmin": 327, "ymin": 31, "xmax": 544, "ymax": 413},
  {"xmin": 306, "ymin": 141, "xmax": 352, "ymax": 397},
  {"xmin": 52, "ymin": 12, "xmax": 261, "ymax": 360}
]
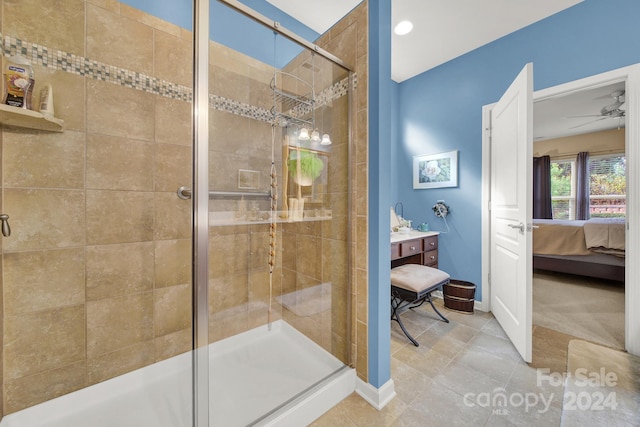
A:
[{"xmin": 0, "ymin": 104, "xmax": 64, "ymax": 132}]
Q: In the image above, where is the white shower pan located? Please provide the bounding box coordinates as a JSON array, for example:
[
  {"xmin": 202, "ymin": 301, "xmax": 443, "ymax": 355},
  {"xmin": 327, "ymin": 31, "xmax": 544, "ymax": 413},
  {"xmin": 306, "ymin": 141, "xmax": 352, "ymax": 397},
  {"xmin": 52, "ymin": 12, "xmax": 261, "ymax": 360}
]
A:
[{"xmin": 1, "ymin": 320, "xmax": 355, "ymax": 427}]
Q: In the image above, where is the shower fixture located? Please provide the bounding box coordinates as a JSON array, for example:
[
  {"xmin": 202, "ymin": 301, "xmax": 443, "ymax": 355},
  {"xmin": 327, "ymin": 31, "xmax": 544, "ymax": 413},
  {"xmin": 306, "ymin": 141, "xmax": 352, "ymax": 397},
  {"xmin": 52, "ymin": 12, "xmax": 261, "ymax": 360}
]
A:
[
  {"xmin": 308, "ymin": 53, "xmax": 331, "ymax": 146},
  {"xmin": 270, "ymin": 53, "xmax": 331, "ymax": 146},
  {"xmin": 299, "ymin": 127, "xmax": 310, "ymax": 140}
]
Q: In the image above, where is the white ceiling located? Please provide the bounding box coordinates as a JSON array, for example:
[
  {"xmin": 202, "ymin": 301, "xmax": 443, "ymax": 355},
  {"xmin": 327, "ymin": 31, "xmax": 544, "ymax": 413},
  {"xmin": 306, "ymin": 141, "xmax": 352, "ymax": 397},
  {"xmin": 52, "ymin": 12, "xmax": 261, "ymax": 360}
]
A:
[
  {"xmin": 266, "ymin": 0, "xmax": 362, "ymax": 34},
  {"xmin": 534, "ymin": 82, "xmax": 626, "ymax": 142},
  {"xmin": 267, "ymin": 0, "xmax": 583, "ymax": 82},
  {"xmin": 391, "ymin": 0, "xmax": 583, "ymax": 82},
  {"xmin": 267, "ymin": 0, "xmax": 622, "ymax": 140}
]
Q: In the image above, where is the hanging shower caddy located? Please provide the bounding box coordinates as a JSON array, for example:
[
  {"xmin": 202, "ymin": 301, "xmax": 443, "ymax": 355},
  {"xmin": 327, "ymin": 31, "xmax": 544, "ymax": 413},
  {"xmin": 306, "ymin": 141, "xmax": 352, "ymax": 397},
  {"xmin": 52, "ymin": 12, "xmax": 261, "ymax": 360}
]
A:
[{"xmin": 270, "ymin": 69, "xmax": 314, "ymax": 130}]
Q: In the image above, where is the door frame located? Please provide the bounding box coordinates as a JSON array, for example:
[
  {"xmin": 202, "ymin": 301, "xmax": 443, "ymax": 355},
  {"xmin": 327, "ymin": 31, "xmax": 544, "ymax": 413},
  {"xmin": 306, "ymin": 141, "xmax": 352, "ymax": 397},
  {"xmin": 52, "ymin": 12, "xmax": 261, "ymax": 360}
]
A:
[{"xmin": 481, "ymin": 64, "xmax": 640, "ymax": 356}]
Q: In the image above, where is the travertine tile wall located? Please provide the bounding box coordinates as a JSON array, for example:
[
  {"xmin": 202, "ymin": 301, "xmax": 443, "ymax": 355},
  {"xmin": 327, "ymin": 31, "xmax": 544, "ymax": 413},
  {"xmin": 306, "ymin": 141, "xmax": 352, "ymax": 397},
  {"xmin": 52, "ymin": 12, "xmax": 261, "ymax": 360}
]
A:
[
  {"xmin": 316, "ymin": 1, "xmax": 369, "ymax": 382},
  {"xmin": 0, "ymin": 0, "xmax": 364, "ymax": 417},
  {"xmin": 278, "ymin": 50, "xmax": 351, "ymax": 361},
  {"xmin": 206, "ymin": 34, "xmax": 353, "ymax": 364},
  {"xmin": 1, "ymin": 0, "xmax": 193, "ymax": 414},
  {"xmin": 206, "ymin": 41, "xmax": 282, "ymax": 343}
]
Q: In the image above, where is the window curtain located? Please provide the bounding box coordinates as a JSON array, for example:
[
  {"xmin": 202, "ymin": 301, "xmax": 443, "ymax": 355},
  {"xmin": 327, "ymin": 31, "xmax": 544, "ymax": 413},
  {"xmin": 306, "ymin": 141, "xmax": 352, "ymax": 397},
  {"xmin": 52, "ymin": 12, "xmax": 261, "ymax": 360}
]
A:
[
  {"xmin": 576, "ymin": 151, "xmax": 590, "ymax": 220},
  {"xmin": 533, "ymin": 155, "xmax": 552, "ymax": 219}
]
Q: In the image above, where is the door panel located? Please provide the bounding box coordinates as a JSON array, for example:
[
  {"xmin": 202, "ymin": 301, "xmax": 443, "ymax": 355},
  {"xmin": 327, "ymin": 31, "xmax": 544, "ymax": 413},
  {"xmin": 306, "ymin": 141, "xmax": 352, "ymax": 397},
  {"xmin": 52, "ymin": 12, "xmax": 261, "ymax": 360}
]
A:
[{"xmin": 490, "ymin": 63, "xmax": 533, "ymax": 363}]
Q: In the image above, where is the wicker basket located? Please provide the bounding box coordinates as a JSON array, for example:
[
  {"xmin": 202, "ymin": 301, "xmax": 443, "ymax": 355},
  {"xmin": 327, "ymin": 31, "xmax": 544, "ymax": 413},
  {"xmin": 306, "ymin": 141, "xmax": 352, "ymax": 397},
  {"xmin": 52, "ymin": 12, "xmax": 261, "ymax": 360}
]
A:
[{"xmin": 443, "ymin": 280, "xmax": 475, "ymax": 314}]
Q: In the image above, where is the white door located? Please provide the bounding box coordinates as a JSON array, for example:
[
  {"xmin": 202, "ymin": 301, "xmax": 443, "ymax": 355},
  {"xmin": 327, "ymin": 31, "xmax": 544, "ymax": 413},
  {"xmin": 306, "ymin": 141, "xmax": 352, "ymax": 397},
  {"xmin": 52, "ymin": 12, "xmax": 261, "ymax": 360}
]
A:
[{"xmin": 489, "ymin": 63, "xmax": 533, "ymax": 362}]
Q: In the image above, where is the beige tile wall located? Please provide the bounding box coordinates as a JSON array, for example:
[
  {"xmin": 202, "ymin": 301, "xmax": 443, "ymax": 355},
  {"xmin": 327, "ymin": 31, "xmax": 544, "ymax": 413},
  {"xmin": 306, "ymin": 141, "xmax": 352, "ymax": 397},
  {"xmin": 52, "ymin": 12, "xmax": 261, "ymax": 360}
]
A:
[
  {"xmin": 206, "ymin": 34, "xmax": 354, "ymax": 366},
  {"xmin": 1, "ymin": 0, "xmax": 193, "ymax": 414},
  {"xmin": 0, "ymin": 0, "xmax": 366, "ymax": 417},
  {"xmin": 316, "ymin": 1, "xmax": 369, "ymax": 382}
]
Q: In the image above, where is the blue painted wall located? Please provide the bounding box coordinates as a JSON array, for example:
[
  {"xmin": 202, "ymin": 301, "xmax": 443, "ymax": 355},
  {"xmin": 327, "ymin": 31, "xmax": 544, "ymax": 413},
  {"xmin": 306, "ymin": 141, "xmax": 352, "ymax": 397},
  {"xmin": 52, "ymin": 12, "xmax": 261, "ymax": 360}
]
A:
[
  {"xmin": 394, "ymin": 0, "xmax": 640, "ymax": 300},
  {"xmin": 119, "ymin": 0, "xmax": 319, "ymax": 67},
  {"xmin": 368, "ymin": 0, "xmax": 393, "ymax": 388}
]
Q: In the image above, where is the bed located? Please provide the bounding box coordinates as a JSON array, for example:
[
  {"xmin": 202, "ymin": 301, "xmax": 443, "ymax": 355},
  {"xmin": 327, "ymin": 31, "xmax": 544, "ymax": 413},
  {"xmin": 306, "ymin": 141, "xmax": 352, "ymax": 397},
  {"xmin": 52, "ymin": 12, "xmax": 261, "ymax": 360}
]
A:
[{"xmin": 532, "ymin": 218, "xmax": 625, "ymax": 282}]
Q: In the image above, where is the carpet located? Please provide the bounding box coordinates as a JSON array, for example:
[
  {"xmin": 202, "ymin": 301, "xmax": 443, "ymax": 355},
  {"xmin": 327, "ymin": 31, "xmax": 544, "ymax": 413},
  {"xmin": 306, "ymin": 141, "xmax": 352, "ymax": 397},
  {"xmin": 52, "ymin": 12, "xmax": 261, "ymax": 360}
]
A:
[
  {"xmin": 561, "ymin": 340, "xmax": 640, "ymax": 426},
  {"xmin": 529, "ymin": 325, "xmax": 575, "ymax": 373},
  {"xmin": 533, "ymin": 272, "xmax": 624, "ymax": 350}
]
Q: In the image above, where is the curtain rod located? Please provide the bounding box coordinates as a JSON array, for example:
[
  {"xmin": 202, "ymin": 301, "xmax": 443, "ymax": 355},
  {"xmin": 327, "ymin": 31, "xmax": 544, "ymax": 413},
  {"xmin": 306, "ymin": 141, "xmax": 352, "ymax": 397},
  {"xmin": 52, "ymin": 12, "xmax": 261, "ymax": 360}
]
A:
[
  {"xmin": 538, "ymin": 149, "xmax": 625, "ymax": 161},
  {"xmin": 217, "ymin": 0, "xmax": 354, "ymax": 72}
]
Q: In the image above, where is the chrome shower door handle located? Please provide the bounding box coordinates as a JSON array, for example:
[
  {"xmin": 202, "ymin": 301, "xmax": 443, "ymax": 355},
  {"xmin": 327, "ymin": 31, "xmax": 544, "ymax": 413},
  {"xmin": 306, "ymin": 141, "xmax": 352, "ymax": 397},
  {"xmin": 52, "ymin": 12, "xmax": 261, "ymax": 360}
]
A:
[
  {"xmin": 507, "ymin": 222, "xmax": 525, "ymax": 232},
  {"xmin": 0, "ymin": 214, "xmax": 10, "ymax": 237}
]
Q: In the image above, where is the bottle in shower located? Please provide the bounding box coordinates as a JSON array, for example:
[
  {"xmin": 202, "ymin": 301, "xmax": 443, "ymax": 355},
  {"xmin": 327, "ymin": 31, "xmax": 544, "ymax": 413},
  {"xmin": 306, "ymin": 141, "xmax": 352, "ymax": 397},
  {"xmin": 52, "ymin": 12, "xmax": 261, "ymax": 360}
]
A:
[{"xmin": 3, "ymin": 55, "xmax": 35, "ymax": 109}]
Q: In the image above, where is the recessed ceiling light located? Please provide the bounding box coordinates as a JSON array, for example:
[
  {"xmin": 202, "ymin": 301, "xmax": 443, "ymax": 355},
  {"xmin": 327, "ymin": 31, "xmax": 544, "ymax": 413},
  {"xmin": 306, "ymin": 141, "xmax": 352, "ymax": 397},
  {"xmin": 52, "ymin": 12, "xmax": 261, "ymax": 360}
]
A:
[{"xmin": 394, "ymin": 20, "xmax": 413, "ymax": 36}]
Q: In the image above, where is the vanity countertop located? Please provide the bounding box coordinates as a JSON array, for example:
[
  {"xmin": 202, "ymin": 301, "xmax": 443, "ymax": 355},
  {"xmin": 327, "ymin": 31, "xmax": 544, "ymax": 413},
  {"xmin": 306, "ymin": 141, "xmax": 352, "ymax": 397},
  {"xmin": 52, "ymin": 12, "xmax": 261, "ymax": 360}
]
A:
[{"xmin": 390, "ymin": 230, "xmax": 439, "ymax": 243}]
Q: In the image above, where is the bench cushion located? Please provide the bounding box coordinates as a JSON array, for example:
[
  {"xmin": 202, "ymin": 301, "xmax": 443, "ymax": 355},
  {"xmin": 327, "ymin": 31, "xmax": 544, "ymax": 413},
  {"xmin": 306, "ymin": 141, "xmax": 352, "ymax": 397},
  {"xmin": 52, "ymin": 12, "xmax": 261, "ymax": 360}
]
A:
[{"xmin": 391, "ymin": 264, "xmax": 450, "ymax": 293}]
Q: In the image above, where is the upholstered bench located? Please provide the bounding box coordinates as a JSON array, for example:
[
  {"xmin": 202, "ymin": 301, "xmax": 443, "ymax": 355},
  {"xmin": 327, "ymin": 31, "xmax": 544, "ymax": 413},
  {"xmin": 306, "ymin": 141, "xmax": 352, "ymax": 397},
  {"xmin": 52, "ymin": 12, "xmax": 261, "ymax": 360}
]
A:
[{"xmin": 390, "ymin": 263, "xmax": 450, "ymax": 346}]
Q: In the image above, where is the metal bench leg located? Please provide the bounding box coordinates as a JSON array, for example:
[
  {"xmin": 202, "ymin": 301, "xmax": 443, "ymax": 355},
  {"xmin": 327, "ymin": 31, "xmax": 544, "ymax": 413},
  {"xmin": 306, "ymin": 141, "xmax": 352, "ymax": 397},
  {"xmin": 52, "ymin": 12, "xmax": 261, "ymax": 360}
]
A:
[
  {"xmin": 426, "ymin": 293, "xmax": 449, "ymax": 323},
  {"xmin": 391, "ymin": 294, "xmax": 420, "ymax": 346}
]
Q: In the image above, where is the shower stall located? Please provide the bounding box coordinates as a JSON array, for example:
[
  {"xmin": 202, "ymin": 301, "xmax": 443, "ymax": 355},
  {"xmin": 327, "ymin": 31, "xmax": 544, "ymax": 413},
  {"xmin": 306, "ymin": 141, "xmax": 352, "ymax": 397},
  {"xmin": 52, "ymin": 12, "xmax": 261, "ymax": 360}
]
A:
[{"xmin": 0, "ymin": 0, "xmax": 358, "ymax": 425}]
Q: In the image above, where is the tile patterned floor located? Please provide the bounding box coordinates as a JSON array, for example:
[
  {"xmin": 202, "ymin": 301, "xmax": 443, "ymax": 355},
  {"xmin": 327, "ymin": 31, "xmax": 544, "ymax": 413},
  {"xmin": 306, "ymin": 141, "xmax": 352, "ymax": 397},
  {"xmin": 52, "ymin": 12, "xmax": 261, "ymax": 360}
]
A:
[{"xmin": 312, "ymin": 301, "xmax": 572, "ymax": 427}]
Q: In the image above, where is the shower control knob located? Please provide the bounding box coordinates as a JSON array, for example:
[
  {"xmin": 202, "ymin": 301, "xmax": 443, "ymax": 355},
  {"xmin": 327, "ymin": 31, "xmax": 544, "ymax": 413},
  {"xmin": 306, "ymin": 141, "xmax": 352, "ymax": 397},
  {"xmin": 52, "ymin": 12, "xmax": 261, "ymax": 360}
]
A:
[{"xmin": 0, "ymin": 214, "xmax": 10, "ymax": 237}]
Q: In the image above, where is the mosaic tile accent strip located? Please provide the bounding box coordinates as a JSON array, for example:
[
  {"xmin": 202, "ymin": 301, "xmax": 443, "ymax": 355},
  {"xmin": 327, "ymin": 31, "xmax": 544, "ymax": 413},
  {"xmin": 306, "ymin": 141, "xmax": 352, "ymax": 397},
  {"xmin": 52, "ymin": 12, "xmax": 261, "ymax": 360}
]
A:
[
  {"xmin": 1, "ymin": 34, "xmax": 194, "ymax": 103},
  {"xmin": 1, "ymin": 33, "xmax": 353, "ymax": 124},
  {"xmin": 210, "ymin": 94, "xmax": 275, "ymax": 122}
]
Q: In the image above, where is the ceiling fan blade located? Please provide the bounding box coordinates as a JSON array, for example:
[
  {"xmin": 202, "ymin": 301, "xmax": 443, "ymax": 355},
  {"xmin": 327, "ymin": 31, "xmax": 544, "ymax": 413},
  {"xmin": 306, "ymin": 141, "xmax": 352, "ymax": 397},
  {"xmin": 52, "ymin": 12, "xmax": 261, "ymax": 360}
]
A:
[
  {"xmin": 601, "ymin": 100, "xmax": 624, "ymax": 114},
  {"xmin": 594, "ymin": 89, "xmax": 625, "ymax": 101},
  {"xmin": 568, "ymin": 117, "xmax": 607, "ymax": 129}
]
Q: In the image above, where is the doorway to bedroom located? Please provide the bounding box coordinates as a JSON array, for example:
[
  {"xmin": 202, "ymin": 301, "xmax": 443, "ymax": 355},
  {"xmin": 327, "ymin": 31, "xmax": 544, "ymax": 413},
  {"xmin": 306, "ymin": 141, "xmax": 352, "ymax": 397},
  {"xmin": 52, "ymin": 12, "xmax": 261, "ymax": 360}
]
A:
[{"xmin": 532, "ymin": 80, "xmax": 626, "ymax": 351}]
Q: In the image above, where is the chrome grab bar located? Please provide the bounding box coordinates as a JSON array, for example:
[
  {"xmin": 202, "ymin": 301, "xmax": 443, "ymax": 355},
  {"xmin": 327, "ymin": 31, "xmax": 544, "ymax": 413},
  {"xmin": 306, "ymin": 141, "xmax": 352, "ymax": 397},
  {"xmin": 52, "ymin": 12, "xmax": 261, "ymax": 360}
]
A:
[{"xmin": 177, "ymin": 186, "xmax": 271, "ymax": 200}]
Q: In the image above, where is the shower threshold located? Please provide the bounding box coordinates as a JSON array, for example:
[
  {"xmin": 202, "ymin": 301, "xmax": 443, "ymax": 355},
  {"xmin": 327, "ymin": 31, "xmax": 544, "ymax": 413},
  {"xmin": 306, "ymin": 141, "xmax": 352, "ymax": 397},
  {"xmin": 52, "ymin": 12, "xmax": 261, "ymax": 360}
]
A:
[
  {"xmin": 212, "ymin": 320, "xmax": 354, "ymax": 426},
  {"xmin": 0, "ymin": 320, "xmax": 355, "ymax": 427}
]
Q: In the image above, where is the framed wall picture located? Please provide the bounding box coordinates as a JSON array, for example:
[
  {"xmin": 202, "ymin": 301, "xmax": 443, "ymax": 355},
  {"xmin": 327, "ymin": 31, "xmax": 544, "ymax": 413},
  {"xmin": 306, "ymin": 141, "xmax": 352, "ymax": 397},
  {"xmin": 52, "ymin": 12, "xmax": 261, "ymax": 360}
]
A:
[{"xmin": 413, "ymin": 150, "xmax": 458, "ymax": 189}]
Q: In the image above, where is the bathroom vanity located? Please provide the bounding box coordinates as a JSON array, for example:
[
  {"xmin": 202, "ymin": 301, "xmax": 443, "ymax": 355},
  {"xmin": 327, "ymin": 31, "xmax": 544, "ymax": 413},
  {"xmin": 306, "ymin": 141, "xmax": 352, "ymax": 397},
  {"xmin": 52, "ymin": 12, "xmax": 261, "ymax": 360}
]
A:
[{"xmin": 391, "ymin": 230, "xmax": 439, "ymax": 269}]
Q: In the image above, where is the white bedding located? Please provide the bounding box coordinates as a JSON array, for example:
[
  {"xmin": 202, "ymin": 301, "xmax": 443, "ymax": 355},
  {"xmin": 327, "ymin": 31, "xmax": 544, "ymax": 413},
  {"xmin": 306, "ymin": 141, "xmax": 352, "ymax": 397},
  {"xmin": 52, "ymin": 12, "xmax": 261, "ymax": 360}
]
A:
[
  {"xmin": 532, "ymin": 217, "xmax": 625, "ymax": 258},
  {"xmin": 583, "ymin": 218, "xmax": 625, "ymax": 256}
]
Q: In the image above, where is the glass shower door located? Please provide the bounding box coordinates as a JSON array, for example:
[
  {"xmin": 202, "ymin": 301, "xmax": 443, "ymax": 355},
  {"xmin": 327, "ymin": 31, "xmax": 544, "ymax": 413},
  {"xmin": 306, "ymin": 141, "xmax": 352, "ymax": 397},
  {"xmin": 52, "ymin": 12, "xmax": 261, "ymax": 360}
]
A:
[
  {"xmin": 0, "ymin": 1, "xmax": 356, "ymax": 425},
  {"xmin": 205, "ymin": 2, "xmax": 353, "ymax": 424},
  {"xmin": 0, "ymin": 0, "xmax": 196, "ymax": 425}
]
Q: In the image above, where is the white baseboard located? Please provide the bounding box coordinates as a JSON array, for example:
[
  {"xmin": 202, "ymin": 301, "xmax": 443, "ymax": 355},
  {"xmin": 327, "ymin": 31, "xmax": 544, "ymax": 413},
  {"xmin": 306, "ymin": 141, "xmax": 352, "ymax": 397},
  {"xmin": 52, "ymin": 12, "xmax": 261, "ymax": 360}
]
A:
[
  {"xmin": 355, "ymin": 377, "xmax": 396, "ymax": 410},
  {"xmin": 474, "ymin": 299, "xmax": 488, "ymax": 312}
]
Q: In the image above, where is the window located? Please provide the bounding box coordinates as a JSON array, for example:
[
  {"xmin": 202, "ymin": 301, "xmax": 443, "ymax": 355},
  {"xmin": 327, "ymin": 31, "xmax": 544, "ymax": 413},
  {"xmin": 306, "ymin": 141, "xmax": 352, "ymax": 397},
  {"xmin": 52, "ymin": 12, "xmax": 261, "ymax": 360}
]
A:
[
  {"xmin": 550, "ymin": 159, "xmax": 575, "ymax": 219},
  {"xmin": 550, "ymin": 154, "xmax": 626, "ymax": 220},
  {"xmin": 589, "ymin": 154, "xmax": 626, "ymax": 218}
]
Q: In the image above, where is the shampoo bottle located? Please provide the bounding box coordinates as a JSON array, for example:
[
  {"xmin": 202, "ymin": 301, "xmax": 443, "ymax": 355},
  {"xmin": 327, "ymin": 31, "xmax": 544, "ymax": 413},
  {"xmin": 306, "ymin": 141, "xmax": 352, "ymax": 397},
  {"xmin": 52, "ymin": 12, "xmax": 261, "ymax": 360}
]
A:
[
  {"xmin": 39, "ymin": 83, "xmax": 54, "ymax": 117},
  {"xmin": 3, "ymin": 55, "xmax": 35, "ymax": 109}
]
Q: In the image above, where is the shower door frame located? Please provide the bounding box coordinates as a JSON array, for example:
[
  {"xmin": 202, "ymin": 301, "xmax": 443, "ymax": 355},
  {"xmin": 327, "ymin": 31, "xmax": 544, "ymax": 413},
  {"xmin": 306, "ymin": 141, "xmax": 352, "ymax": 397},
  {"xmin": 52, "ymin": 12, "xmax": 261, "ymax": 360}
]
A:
[
  {"xmin": 191, "ymin": 0, "xmax": 355, "ymax": 425},
  {"xmin": 192, "ymin": 0, "xmax": 211, "ymax": 426}
]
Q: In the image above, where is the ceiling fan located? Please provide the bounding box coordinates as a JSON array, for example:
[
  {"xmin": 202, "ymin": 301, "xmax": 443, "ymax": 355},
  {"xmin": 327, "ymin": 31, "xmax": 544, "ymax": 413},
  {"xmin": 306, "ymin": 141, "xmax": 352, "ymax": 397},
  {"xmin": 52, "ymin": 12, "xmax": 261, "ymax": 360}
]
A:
[{"xmin": 568, "ymin": 89, "xmax": 626, "ymax": 129}]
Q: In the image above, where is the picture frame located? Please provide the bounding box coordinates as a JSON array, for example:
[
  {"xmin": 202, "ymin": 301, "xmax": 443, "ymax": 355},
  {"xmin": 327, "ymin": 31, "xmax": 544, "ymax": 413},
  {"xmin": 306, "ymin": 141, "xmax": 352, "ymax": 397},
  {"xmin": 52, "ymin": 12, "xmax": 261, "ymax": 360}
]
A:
[{"xmin": 413, "ymin": 150, "xmax": 458, "ymax": 189}]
